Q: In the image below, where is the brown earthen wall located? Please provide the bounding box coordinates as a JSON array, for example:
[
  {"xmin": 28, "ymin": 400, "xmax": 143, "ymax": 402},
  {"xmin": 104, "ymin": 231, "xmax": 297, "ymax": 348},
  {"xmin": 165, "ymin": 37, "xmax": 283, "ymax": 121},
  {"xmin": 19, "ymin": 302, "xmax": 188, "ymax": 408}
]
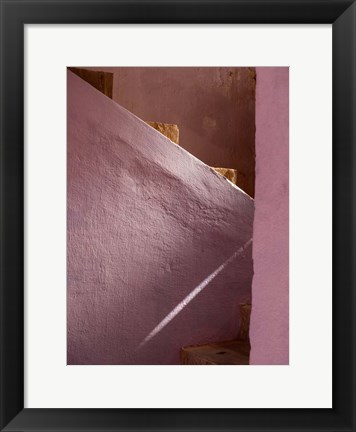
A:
[{"xmin": 86, "ymin": 67, "xmax": 256, "ymax": 197}]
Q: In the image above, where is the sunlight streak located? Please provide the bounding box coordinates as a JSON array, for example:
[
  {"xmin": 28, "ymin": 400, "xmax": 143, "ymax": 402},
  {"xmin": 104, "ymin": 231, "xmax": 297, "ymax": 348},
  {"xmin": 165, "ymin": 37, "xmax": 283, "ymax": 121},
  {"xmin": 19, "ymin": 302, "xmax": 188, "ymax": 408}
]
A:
[{"xmin": 137, "ymin": 238, "xmax": 252, "ymax": 350}]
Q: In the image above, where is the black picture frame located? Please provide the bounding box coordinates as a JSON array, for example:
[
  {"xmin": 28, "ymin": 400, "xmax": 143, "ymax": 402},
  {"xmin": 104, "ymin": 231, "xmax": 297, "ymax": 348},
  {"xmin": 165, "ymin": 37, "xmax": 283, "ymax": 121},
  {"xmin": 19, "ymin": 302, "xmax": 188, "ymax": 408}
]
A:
[{"xmin": 1, "ymin": 0, "xmax": 355, "ymax": 431}]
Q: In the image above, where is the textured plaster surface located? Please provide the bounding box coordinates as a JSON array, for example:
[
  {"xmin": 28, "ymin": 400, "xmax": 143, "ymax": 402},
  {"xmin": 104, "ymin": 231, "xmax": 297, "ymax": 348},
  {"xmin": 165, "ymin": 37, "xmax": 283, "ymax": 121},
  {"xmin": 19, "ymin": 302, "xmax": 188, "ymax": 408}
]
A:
[
  {"xmin": 67, "ymin": 71, "xmax": 254, "ymax": 365},
  {"xmin": 249, "ymin": 67, "xmax": 289, "ymax": 365},
  {"xmin": 87, "ymin": 67, "xmax": 256, "ymax": 197}
]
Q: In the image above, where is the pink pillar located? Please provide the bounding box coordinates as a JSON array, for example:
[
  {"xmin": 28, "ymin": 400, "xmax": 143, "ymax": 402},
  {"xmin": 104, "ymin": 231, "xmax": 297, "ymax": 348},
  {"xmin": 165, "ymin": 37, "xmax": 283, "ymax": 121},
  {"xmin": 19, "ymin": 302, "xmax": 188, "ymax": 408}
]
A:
[{"xmin": 249, "ymin": 67, "xmax": 289, "ymax": 365}]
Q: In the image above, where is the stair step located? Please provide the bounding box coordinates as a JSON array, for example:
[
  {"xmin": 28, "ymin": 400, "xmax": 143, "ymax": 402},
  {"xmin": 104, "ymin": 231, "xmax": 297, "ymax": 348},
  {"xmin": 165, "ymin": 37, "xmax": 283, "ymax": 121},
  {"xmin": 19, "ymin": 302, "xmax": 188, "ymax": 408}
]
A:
[
  {"xmin": 68, "ymin": 67, "xmax": 113, "ymax": 99},
  {"xmin": 212, "ymin": 168, "xmax": 250, "ymax": 197},
  {"xmin": 144, "ymin": 123, "xmax": 251, "ymax": 194},
  {"xmin": 180, "ymin": 339, "xmax": 250, "ymax": 365},
  {"xmin": 146, "ymin": 121, "xmax": 179, "ymax": 144},
  {"xmin": 212, "ymin": 167, "xmax": 238, "ymax": 185}
]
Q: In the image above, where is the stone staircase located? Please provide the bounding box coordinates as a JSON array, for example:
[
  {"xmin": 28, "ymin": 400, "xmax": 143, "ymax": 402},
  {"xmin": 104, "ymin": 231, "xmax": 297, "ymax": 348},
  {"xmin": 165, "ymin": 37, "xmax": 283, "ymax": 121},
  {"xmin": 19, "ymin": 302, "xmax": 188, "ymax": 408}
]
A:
[{"xmin": 68, "ymin": 68, "xmax": 253, "ymax": 365}]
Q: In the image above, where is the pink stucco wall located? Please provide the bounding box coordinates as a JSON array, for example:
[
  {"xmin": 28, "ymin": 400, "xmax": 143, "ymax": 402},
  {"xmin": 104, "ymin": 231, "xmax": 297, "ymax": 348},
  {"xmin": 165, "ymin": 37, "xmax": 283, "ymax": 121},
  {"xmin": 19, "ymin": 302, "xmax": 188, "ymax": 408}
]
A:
[
  {"xmin": 249, "ymin": 67, "xmax": 289, "ymax": 365},
  {"xmin": 87, "ymin": 67, "xmax": 256, "ymax": 197},
  {"xmin": 67, "ymin": 71, "xmax": 254, "ymax": 365}
]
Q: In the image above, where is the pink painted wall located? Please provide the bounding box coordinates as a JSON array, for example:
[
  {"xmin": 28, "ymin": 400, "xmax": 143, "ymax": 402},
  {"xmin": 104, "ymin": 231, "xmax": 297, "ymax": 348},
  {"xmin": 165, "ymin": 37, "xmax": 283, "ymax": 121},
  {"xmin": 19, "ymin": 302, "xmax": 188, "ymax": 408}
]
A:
[
  {"xmin": 249, "ymin": 68, "xmax": 289, "ymax": 365},
  {"xmin": 67, "ymin": 71, "xmax": 254, "ymax": 365},
  {"xmin": 87, "ymin": 67, "xmax": 256, "ymax": 197}
]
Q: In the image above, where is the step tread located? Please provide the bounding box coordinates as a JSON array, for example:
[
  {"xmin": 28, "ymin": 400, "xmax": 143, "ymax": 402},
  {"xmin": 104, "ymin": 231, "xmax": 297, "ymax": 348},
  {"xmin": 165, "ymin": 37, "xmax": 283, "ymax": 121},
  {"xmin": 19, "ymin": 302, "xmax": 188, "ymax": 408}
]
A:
[{"xmin": 180, "ymin": 339, "xmax": 250, "ymax": 365}]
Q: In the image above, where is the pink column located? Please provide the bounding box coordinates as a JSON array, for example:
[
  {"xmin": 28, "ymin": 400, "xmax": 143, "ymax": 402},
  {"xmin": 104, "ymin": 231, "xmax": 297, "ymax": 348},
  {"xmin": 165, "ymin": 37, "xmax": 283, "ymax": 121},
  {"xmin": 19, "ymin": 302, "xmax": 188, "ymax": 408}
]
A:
[{"xmin": 249, "ymin": 67, "xmax": 289, "ymax": 365}]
